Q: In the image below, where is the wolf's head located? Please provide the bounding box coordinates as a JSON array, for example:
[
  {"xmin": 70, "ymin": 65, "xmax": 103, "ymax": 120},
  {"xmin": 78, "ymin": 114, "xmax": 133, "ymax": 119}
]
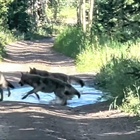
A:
[
  {"xmin": 18, "ymin": 72, "xmax": 27, "ymax": 86},
  {"xmin": 29, "ymin": 67, "xmax": 37, "ymax": 74}
]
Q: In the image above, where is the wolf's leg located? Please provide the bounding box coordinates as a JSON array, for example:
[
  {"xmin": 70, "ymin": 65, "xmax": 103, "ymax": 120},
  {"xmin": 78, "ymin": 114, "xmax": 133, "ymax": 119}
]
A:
[
  {"xmin": 34, "ymin": 92, "xmax": 40, "ymax": 100},
  {"xmin": 22, "ymin": 89, "xmax": 35, "ymax": 99},
  {"xmin": 54, "ymin": 89, "xmax": 67, "ymax": 105},
  {"xmin": 0, "ymin": 88, "xmax": 3, "ymax": 101},
  {"xmin": 50, "ymin": 96, "xmax": 63, "ymax": 104},
  {"xmin": 64, "ymin": 91, "xmax": 73, "ymax": 100},
  {"xmin": 22, "ymin": 86, "xmax": 42, "ymax": 100},
  {"xmin": 22, "ymin": 90, "xmax": 40, "ymax": 100},
  {"xmin": 7, "ymin": 87, "xmax": 11, "ymax": 97}
]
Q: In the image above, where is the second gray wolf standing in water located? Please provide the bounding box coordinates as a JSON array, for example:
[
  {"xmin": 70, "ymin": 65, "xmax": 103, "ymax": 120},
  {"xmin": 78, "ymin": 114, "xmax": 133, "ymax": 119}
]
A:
[
  {"xmin": 29, "ymin": 67, "xmax": 85, "ymax": 87},
  {"xmin": 19, "ymin": 73, "xmax": 81, "ymax": 105},
  {"xmin": 0, "ymin": 71, "xmax": 15, "ymax": 101}
]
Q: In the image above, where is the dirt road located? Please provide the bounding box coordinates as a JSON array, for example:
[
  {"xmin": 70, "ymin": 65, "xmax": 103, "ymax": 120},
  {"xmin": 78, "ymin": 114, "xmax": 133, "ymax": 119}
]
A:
[{"xmin": 0, "ymin": 38, "xmax": 139, "ymax": 140}]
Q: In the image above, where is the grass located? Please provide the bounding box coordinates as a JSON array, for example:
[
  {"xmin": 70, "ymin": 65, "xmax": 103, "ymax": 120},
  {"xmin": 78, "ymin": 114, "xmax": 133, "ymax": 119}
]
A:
[
  {"xmin": 76, "ymin": 38, "xmax": 140, "ymax": 72},
  {"xmin": 120, "ymin": 86, "xmax": 140, "ymax": 115}
]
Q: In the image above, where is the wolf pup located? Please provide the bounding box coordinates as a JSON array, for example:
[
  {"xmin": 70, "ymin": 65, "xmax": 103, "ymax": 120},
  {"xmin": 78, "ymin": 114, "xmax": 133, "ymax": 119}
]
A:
[
  {"xmin": 29, "ymin": 67, "xmax": 85, "ymax": 87},
  {"xmin": 19, "ymin": 73, "xmax": 81, "ymax": 105},
  {"xmin": 0, "ymin": 71, "xmax": 15, "ymax": 101}
]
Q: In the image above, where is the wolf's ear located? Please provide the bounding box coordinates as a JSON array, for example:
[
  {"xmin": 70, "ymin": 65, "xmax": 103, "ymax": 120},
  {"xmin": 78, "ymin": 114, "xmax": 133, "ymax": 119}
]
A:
[
  {"xmin": 33, "ymin": 67, "xmax": 36, "ymax": 70},
  {"xmin": 29, "ymin": 67, "xmax": 32, "ymax": 70}
]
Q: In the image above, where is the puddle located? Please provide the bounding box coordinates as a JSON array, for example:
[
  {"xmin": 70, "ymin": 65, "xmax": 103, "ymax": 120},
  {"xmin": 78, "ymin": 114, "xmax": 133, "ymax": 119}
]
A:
[{"xmin": 3, "ymin": 85, "xmax": 105, "ymax": 108}]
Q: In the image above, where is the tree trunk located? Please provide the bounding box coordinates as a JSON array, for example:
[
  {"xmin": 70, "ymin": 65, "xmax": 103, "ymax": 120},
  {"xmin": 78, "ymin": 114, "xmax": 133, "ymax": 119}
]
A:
[
  {"xmin": 82, "ymin": 0, "xmax": 86, "ymax": 32},
  {"xmin": 88, "ymin": 0, "xmax": 94, "ymax": 32},
  {"xmin": 77, "ymin": 0, "xmax": 94, "ymax": 32},
  {"xmin": 77, "ymin": 0, "xmax": 82, "ymax": 25}
]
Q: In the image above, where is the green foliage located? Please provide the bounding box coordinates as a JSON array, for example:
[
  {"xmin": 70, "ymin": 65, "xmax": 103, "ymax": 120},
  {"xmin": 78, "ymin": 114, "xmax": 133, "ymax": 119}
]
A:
[
  {"xmin": 76, "ymin": 36, "xmax": 125, "ymax": 72},
  {"xmin": 46, "ymin": 3, "xmax": 77, "ymax": 35},
  {"xmin": 120, "ymin": 86, "xmax": 140, "ymax": 115},
  {"xmin": 76, "ymin": 46, "xmax": 98, "ymax": 72},
  {"xmin": 0, "ymin": 0, "xmax": 13, "ymax": 27},
  {"xmin": 51, "ymin": 0, "xmax": 140, "ymax": 115},
  {"xmin": 76, "ymin": 37, "xmax": 140, "ymax": 72},
  {"xmin": 93, "ymin": 0, "xmax": 140, "ymax": 42},
  {"xmin": 54, "ymin": 25, "xmax": 140, "ymax": 115},
  {"xmin": 23, "ymin": 27, "xmax": 51, "ymax": 40},
  {"xmin": 7, "ymin": 0, "xmax": 31, "ymax": 33},
  {"xmin": 0, "ymin": 0, "xmax": 77, "ymax": 39},
  {"xmin": 95, "ymin": 57, "xmax": 139, "ymax": 97},
  {"xmin": 0, "ymin": 27, "xmax": 16, "ymax": 60},
  {"xmin": 60, "ymin": 7, "xmax": 76, "ymax": 19},
  {"xmin": 47, "ymin": 0, "xmax": 76, "ymax": 22},
  {"xmin": 53, "ymin": 27, "xmax": 87, "ymax": 58}
]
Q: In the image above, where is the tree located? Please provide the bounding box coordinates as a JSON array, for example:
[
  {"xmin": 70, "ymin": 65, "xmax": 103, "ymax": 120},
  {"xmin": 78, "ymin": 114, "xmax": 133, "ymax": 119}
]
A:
[
  {"xmin": 6, "ymin": 0, "xmax": 49, "ymax": 32},
  {"xmin": 77, "ymin": 0, "xmax": 94, "ymax": 33},
  {"xmin": 93, "ymin": 0, "xmax": 140, "ymax": 42},
  {"xmin": 0, "ymin": 0, "xmax": 13, "ymax": 28},
  {"xmin": 7, "ymin": 0, "xmax": 31, "ymax": 32},
  {"xmin": 87, "ymin": 0, "xmax": 94, "ymax": 33}
]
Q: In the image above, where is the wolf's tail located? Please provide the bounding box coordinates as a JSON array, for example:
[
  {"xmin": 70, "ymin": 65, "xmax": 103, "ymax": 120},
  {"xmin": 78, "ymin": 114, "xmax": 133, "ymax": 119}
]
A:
[
  {"xmin": 75, "ymin": 90, "xmax": 81, "ymax": 98},
  {"xmin": 69, "ymin": 76, "xmax": 84, "ymax": 87},
  {"xmin": 7, "ymin": 80, "xmax": 15, "ymax": 89},
  {"xmin": 64, "ymin": 88, "xmax": 81, "ymax": 98}
]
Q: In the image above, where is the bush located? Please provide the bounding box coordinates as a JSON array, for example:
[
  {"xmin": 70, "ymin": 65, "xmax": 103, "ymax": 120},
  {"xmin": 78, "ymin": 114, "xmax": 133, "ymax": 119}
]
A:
[
  {"xmin": 53, "ymin": 26, "xmax": 87, "ymax": 58},
  {"xmin": 7, "ymin": 0, "xmax": 32, "ymax": 33},
  {"xmin": 95, "ymin": 56, "xmax": 140, "ymax": 107},
  {"xmin": 120, "ymin": 86, "xmax": 140, "ymax": 115},
  {"xmin": 0, "ymin": 27, "xmax": 16, "ymax": 59}
]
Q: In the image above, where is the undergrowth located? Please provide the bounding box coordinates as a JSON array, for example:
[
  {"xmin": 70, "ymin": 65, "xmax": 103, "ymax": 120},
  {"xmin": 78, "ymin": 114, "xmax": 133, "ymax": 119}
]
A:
[
  {"xmin": 119, "ymin": 86, "xmax": 140, "ymax": 116},
  {"xmin": 54, "ymin": 26, "xmax": 140, "ymax": 115},
  {"xmin": 0, "ymin": 27, "xmax": 16, "ymax": 59},
  {"xmin": 53, "ymin": 26, "xmax": 87, "ymax": 58}
]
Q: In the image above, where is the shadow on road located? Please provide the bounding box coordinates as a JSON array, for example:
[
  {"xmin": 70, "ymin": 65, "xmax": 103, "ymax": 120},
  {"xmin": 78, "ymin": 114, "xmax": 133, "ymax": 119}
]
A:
[
  {"xmin": 0, "ymin": 102, "xmax": 139, "ymax": 140},
  {"xmin": 4, "ymin": 38, "xmax": 75, "ymax": 67}
]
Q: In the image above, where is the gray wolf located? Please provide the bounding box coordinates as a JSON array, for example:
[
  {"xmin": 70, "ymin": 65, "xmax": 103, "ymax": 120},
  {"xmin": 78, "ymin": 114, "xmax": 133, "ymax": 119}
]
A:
[
  {"xmin": 0, "ymin": 71, "xmax": 15, "ymax": 101},
  {"xmin": 18, "ymin": 73, "xmax": 81, "ymax": 105},
  {"xmin": 29, "ymin": 67, "xmax": 85, "ymax": 87}
]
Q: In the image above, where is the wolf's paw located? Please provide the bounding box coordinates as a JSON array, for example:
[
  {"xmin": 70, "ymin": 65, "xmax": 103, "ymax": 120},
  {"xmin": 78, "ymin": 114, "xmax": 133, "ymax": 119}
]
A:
[
  {"xmin": 21, "ymin": 96, "xmax": 27, "ymax": 100},
  {"xmin": 49, "ymin": 98, "xmax": 67, "ymax": 106},
  {"xmin": 49, "ymin": 99, "xmax": 57, "ymax": 104},
  {"xmin": 49, "ymin": 99, "xmax": 62, "ymax": 105},
  {"xmin": 8, "ymin": 93, "xmax": 11, "ymax": 97},
  {"xmin": 35, "ymin": 94, "xmax": 40, "ymax": 100}
]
